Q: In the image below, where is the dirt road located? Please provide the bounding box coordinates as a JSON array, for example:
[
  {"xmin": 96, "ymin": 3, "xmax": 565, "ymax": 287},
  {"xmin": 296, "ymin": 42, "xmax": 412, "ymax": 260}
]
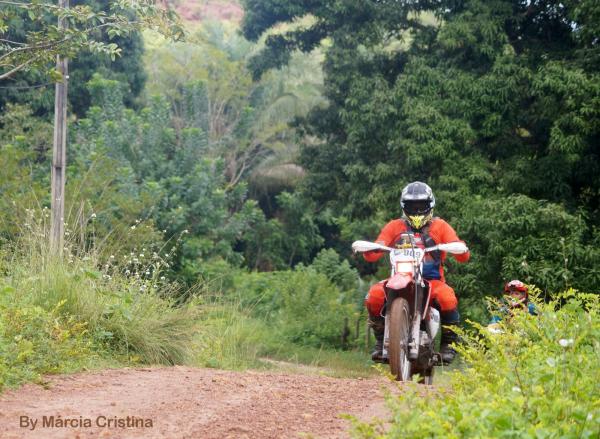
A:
[{"xmin": 0, "ymin": 366, "xmax": 392, "ymax": 439}]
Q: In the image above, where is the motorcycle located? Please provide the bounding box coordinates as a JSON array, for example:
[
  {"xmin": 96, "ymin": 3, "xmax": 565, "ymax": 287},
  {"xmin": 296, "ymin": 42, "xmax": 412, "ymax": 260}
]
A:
[{"xmin": 352, "ymin": 234, "xmax": 468, "ymax": 384}]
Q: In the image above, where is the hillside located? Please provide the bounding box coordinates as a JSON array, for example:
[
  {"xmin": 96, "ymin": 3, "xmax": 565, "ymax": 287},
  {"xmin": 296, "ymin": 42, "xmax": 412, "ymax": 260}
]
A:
[{"xmin": 171, "ymin": 0, "xmax": 243, "ymax": 23}]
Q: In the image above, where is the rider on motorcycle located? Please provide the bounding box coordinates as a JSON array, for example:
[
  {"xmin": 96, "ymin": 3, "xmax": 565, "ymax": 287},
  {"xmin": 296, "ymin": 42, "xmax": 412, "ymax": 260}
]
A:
[{"xmin": 363, "ymin": 182, "xmax": 470, "ymax": 364}]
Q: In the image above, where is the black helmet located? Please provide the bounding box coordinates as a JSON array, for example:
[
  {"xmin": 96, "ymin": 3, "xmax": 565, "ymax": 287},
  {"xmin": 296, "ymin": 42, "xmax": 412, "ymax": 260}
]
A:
[{"xmin": 400, "ymin": 181, "xmax": 435, "ymax": 229}]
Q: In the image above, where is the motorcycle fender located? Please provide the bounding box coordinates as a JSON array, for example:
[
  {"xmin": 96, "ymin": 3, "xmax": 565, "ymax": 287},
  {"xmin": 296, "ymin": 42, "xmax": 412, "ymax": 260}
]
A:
[{"xmin": 386, "ymin": 273, "xmax": 413, "ymax": 290}]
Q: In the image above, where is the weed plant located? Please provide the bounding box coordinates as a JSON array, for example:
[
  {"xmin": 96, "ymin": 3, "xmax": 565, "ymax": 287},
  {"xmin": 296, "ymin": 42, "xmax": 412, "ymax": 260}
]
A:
[
  {"xmin": 0, "ymin": 212, "xmax": 198, "ymax": 390},
  {"xmin": 351, "ymin": 291, "xmax": 600, "ymax": 438}
]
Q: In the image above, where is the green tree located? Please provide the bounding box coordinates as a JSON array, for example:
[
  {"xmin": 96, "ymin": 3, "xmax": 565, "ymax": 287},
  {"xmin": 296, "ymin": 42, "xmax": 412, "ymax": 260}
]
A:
[
  {"xmin": 0, "ymin": 0, "xmax": 183, "ymax": 81},
  {"xmin": 144, "ymin": 22, "xmax": 325, "ymax": 195},
  {"xmin": 0, "ymin": 0, "xmax": 148, "ymax": 117},
  {"xmin": 241, "ymin": 0, "xmax": 600, "ymax": 298}
]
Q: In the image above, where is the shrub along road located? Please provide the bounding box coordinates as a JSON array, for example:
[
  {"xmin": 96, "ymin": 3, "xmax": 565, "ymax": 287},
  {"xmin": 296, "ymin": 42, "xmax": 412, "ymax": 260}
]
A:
[{"xmin": 0, "ymin": 366, "xmax": 392, "ymax": 438}]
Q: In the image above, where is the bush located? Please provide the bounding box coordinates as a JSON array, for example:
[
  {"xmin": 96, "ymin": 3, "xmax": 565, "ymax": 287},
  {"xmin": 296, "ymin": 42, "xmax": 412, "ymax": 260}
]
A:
[
  {"xmin": 192, "ymin": 303, "xmax": 270, "ymax": 370},
  {"xmin": 352, "ymin": 290, "xmax": 600, "ymax": 438},
  {"xmin": 230, "ymin": 267, "xmax": 357, "ymax": 348},
  {"xmin": 0, "ymin": 286, "xmax": 93, "ymax": 389},
  {"xmin": 310, "ymin": 248, "xmax": 360, "ymax": 294},
  {"xmin": 0, "ymin": 227, "xmax": 200, "ymax": 390}
]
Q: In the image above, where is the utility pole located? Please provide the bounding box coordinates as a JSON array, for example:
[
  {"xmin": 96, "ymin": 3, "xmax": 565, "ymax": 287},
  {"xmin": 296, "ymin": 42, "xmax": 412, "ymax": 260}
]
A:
[{"xmin": 50, "ymin": 0, "xmax": 69, "ymax": 255}]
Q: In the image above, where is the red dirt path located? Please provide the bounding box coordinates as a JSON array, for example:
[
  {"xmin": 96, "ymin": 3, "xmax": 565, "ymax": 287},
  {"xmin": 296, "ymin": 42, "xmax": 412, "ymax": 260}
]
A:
[{"xmin": 0, "ymin": 366, "xmax": 392, "ymax": 438}]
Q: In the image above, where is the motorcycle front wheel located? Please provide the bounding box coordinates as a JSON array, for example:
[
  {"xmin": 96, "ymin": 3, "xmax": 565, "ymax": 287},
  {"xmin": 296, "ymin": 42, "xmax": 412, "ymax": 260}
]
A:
[{"xmin": 388, "ymin": 297, "xmax": 412, "ymax": 381}]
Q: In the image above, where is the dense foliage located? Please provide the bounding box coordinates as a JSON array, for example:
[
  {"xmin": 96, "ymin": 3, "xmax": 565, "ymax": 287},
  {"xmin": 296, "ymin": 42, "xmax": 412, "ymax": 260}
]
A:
[
  {"xmin": 351, "ymin": 291, "xmax": 600, "ymax": 438},
  {"xmin": 0, "ymin": 0, "xmax": 148, "ymax": 117},
  {"xmin": 241, "ymin": 0, "xmax": 600, "ymax": 305},
  {"xmin": 0, "ymin": 0, "xmax": 183, "ymax": 81}
]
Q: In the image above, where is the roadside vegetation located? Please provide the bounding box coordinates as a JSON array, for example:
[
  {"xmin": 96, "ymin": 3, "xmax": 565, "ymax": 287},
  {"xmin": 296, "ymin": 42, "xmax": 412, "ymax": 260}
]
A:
[
  {"xmin": 351, "ymin": 291, "xmax": 600, "ymax": 438},
  {"xmin": 0, "ymin": 220, "xmax": 371, "ymax": 391},
  {"xmin": 0, "ymin": 222, "xmax": 199, "ymax": 390}
]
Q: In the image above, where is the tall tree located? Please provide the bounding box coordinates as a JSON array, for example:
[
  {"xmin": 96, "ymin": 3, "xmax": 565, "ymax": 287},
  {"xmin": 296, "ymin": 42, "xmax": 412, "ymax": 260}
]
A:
[
  {"xmin": 2, "ymin": 0, "xmax": 184, "ymax": 253},
  {"xmin": 241, "ymin": 0, "xmax": 600, "ymax": 295},
  {"xmin": 0, "ymin": 1, "xmax": 179, "ymax": 116}
]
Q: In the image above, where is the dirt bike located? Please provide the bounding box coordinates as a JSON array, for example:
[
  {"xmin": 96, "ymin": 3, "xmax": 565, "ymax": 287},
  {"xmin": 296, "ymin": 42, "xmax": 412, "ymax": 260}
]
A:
[{"xmin": 352, "ymin": 235, "xmax": 468, "ymax": 384}]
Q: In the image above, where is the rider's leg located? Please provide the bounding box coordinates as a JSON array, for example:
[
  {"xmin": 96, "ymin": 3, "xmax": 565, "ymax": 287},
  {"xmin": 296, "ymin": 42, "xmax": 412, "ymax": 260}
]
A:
[
  {"xmin": 429, "ymin": 280, "xmax": 460, "ymax": 364},
  {"xmin": 440, "ymin": 309, "xmax": 460, "ymax": 364},
  {"xmin": 365, "ymin": 281, "xmax": 386, "ymax": 361}
]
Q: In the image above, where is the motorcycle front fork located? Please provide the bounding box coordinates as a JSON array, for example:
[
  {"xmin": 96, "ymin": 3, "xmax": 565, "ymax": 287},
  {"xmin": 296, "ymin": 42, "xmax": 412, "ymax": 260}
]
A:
[{"xmin": 382, "ymin": 313, "xmax": 390, "ymax": 360}]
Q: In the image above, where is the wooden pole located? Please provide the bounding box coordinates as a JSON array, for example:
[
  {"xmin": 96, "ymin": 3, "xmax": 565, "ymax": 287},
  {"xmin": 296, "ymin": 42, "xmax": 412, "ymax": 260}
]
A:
[{"xmin": 50, "ymin": 0, "xmax": 69, "ymax": 255}]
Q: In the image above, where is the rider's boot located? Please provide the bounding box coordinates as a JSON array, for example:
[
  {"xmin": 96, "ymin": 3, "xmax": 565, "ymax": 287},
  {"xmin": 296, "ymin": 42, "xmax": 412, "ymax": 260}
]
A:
[
  {"xmin": 368, "ymin": 316, "xmax": 385, "ymax": 362},
  {"xmin": 440, "ymin": 310, "xmax": 460, "ymax": 365}
]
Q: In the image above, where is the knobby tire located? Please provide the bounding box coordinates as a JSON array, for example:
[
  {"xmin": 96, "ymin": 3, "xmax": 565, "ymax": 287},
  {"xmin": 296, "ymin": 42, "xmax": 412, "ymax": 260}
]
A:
[{"xmin": 388, "ymin": 298, "xmax": 412, "ymax": 381}]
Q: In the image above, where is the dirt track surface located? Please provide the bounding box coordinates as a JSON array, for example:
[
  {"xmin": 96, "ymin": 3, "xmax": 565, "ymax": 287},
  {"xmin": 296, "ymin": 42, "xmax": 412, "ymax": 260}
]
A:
[{"xmin": 0, "ymin": 366, "xmax": 392, "ymax": 439}]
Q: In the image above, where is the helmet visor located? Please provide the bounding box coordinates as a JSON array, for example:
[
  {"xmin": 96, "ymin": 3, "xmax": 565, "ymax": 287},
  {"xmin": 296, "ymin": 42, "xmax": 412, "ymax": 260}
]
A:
[{"xmin": 403, "ymin": 200, "xmax": 432, "ymax": 215}]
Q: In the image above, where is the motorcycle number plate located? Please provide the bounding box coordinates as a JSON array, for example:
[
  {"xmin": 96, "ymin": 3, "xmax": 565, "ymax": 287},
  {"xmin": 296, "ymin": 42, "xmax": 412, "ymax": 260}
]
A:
[{"xmin": 392, "ymin": 248, "xmax": 424, "ymax": 259}]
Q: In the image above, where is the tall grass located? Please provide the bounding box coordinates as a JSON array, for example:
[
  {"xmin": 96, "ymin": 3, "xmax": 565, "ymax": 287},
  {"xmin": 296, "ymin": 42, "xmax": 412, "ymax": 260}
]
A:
[
  {"xmin": 192, "ymin": 302, "xmax": 270, "ymax": 370},
  {"xmin": 0, "ymin": 214, "xmax": 199, "ymax": 390},
  {"xmin": 190, "ymin": 286, "xmax": 374, "ymax": 377}
]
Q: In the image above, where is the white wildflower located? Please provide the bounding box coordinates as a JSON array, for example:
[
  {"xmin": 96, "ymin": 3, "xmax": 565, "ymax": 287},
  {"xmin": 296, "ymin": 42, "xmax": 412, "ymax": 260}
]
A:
[
  {"xmin": 512, "ymin": 386, "xmax": 521, "ymax": 393},
  {"xmin": 559, "ymin": 339, "xmax": 574, "ymax": 347}
]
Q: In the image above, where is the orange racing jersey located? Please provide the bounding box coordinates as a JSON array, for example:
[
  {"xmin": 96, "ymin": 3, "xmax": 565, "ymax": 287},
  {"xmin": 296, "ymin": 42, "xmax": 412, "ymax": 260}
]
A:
[{"xmin": 363, "ymin": 217, "xmax": 470, "ymax": 283}]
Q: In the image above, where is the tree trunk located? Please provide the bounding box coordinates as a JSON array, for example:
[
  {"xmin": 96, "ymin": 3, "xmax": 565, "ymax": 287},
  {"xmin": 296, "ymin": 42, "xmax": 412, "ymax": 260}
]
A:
[{"xmin": 50, "ymin": 0, "xmax": 69, "ymax": 255}]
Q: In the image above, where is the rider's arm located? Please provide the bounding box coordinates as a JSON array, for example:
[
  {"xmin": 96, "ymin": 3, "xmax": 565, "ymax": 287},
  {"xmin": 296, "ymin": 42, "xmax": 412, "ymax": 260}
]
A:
[
  {"xmin": 437, "ymin": 220, "xmax": 470, "ymax": 263},
  {"xmin": 363, "ymin": 220, "xmax": 404, "ymax": 262}
]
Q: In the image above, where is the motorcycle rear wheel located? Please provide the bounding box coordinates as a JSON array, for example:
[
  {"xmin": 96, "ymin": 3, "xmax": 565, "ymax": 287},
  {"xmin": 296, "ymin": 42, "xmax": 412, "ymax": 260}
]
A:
[{"xmin": 388, "ymin": 297, "xmax": 412, "ymax": 381}]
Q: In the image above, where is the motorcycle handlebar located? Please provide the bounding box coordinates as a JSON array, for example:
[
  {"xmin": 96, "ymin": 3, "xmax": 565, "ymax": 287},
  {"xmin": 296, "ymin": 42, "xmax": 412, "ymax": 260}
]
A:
[{"xmin": 352, "ymin": 240, "xmax": 469, "ymax": 255}]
